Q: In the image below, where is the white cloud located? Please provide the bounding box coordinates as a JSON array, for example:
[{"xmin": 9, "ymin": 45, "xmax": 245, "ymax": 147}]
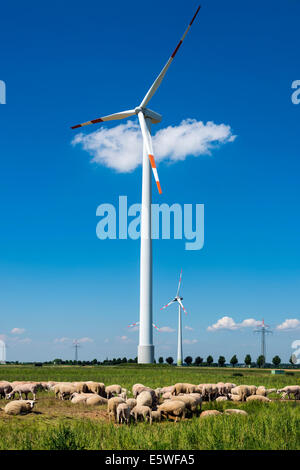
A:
[
  {"xmin": 207, "ymin": 316, "xmax": 261, "ymax": 331},
  {"xmin": 276, "ymin": 319, "xmax": 300, "ymax": 331},
  {"xmin": 183, "ymin": 339, "xmax": 198, "ymax": 344},
  {"xmin": 185, "ymin": 326, "xmax": 194, "ymax": 331},
  {"xmin": 18, "ymin": 337, "xmax": 32, "ymax": 344},
  {"xmin": 72, "ymin": 119, "xmax": 236, "ymax": 173},
  {"xmin": 11, "ymin": 328, "xmax": 25, "ymax": 335},
  {"xmin": 77, "ymin": 337, "xmax": 93, "ymax": 343},
  {"xmin": 159, "ymin": 326, "xmax": 176, "ymax": 333},
  {"xmin": 54, "ymin": 337, "xmax": 70, "ymax": 343}
]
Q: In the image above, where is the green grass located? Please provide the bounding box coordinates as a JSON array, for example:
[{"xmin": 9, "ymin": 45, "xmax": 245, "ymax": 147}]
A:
[{"xmin": 0, "ymin": 365, "xmax": 299, "ymax": 450}]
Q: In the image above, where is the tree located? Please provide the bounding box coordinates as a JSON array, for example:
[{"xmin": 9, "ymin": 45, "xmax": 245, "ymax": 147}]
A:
[
  {"xmin": 218, "ymin": 356, "xmax": 226, "ymax": 367},
  {"xmin": 289, "ymin": 355, "xmax": 295, "ymax": 367},
  {"xmin": 121, "ymin": 357, "xmax": 127, "ymax": 363},
  {"xmin": 166, "ymin": 357, "xmax": 174, "ymax": 365},
  {"xmin": 184, "ymin": 356, "xmax": 193, "ymax": 366},
  {"xmin": 206, "ymin": 355, "xmax": 213, "ymax": 366},
  {"xmin": 230, "ymin": 355, "xmax": 238, "ymax": 367},
  {"xmin": 158, "ymin": 357, "xmax": 164, "ymax": 364},
  {"xmin": 194, "ymin": 356, "xmax": 203, "ymax": 366},
  {"xmin": 272, "ymin": 355, "xmax": 281, "ymax": 367},
  {"xmin": 244, "ymin": 354, "xmax": 252, "ymax": 367},
  {"xmin": 256, "ymin": 355, "xmax": 265, "ymax": 368}
]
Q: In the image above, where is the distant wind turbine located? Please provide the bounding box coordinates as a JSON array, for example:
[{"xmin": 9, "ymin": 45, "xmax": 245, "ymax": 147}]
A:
[
  {"xmin": 160, "ymin": 269, "xmax": 188, "ymax": 366},
  {"xmin": 71, "ymin": 6, "xmax": 201, "ymax": 363}
]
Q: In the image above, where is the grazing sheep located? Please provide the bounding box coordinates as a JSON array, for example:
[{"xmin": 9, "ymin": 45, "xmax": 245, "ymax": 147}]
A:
[
  {"xmin": 246, "ymin": 385, "xmax": 257, "ymax": 396},
  {"xmin": 199, "ymin": 384, "xmax": 218, "ymax": 401},
  {"xmin": 105, "ymin": 384, "xmax": 122, "ymax": 399},
  {"xmin": 6, "ymin": 383, "xmax": 41, "ymax": 401},
  {"xmin": 162, "ymin": 392, "xmax": 173, "ymax": 400},
  {"xmin": 4, "ymin": 400, "xmax": 35, "ymax": 415},
  {"xmin": 136, "ymin": 391, "xmax": 153, "ymax": 408},
  {"xmin": 173, "ymin": 383, "xmax": 197, "ymax": 395},
  {"xmin": 126, "ymin": 398, "xmax": 137, "ymax": 410},
  {"xmin": 246, "ymin": 395, "xmax": 271, "ymax": 402},
  {"xmin": 230, "ymin": 385, "xmax": 251, "ymax": 401},
  {"xmin": 53, "ymin": 383, "xmax": 76, "ymax": 400},
  {"xmin": 0, "ymin": 381, "xmax": 12, "ymax": 399},
  {"xmin": 256, "ymin": 386, "xmax": 267, "ymax": 396},
  {"xmin": 216, "ymin": 382, "xmax": 226, "ymax": 395},
  {"xmin": 107, "ymin": 397, "xmax": 125, "ymax": 422},
  {"xmin": 200, "ymin": 410, "xmax": 222, "ymax": 418},
  {"xmin": 116, "ymin": 403, "xmax": 131, "ymax": 424},
  {"xmin": 151, "ymin": 409, "xmax": 162, "ymax": 422},
  {"xmin": 277, "ymin": 386, "xmax": 300, "ymax": 400},
  {"xmin": 85, "ymin": 381, "xmax": 106, "ymax": 396},
  {"xmin": 171, "ymin": 394, "xmax": 201, "ymax": 415},
  {"xmin": 131, "ymin": 405, "xmax": 152, "ymax": 424},
  {"xmin": 73, "ymin": 382, "xmax": 89, "ymax": 394},
  {"xmin": 158, "ymin": 400, "xmax": 186, "ymax": 422},
  {"xmin": 160, "ymin": 385, "xmax": 175, "ymax": 395},
  {"xmin": 225, "ymin": 409, "xmax": 248, "ymax": 416}
]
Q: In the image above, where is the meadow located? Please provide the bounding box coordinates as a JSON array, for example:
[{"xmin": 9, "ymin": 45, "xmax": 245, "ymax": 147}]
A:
[{"xmin": 0, "ymin": 365, "xmax": 299, "ymax": 450}]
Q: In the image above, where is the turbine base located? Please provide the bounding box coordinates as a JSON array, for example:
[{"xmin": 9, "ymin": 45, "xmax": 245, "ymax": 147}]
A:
[{"xmin": 138, "ymin": 345, "xmax": 154, "ymax": 364}]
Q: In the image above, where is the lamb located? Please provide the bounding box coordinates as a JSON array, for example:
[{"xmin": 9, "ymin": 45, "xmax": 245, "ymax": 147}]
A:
[
  {"xmin": 246, "ymin": 395, "xmax": 271, "ymax": 402},
  {"xmin": 228, "ymin": 393, "xmax": 242, "ymax": 402},
  {"xmin": 132, "ymin": 383, "xmax": 145, "ymax": 396},
  {"xmin": 160, "ymin": 385, "xmax": 175, "ymax": 395},
  {"xmin": 126, "ymin": 398, "xmax": 137, "ymax": 410},
  {"xmin": 116, "ymin": 403, "xmax": 131, "ymax": 424},
  {"xmin": 158, "ymin": 400, "xmax": 186, "ymax": 421},
  {"xmin": 162, "ymin": 392, "xmax": 173, "ymax": 400},
  {"xmin": 4, "ymin": 400, "xmax": 35, "ymax": 415},
  {"xmin": 6, "ymin": 383, "xmax": 41, "ymax": 401},
  {"xmin": 130, "ymin": 405, "xmax": 152, "ymax": 424},
  {"xmin": 107, "ymin": 397, "xmax": 125, "ymax": 422},
  {"xmin": 151, "ymin": 409, "xmax": 162, "ymax": 422},
  {"xmin": 277, "ymin": 386, "xmax": 300, "ymax": 400},
  {"xmin": 0, "ymin": 381, "xmax": 12, "ymax": 399},
  {"xmin": 200, "ymin": 410, "xmax": 222, "ymax": 418},
  {"xmin": 216, "ymin": 396, "xmax": 228, "ymax": 402},
  {"xmin": 105, "ymin": 384, "xmax": 122, "ymax": 398}
]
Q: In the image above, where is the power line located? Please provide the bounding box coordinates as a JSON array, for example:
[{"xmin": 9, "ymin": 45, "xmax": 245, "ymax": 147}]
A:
[{"xmin": 254, "ymin": 319, "xmax": 272, "ymax": 364}]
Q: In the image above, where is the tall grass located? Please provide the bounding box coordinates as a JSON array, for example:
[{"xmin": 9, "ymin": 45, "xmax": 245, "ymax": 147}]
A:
[{"xmin": 0, "ymin": 402, "xmax": 298, "ymax": 450}]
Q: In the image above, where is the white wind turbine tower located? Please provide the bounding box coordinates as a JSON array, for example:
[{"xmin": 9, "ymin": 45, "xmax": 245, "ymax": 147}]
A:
[
  {"xmin": 71, "ymin": 6, "xmax": 201, "ymax": 363},
  {"xmin": 161, "ymin": 270, "xmax": 188, "ymax": 366}
]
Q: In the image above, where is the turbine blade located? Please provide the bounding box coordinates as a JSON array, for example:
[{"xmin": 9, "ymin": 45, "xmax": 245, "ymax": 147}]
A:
[
  {"xmin": 71, "ymin": 109, "xmax": 136, "ymax": 129},
  {"xmin": 152, "ymin": 322, "xmax": 160, "ymax": 331},
  {"xmin": 160, "ymin": 300, "xmax": 175, "ymax": 310},
  {"xmin": 140, "ymin": 5, "xmax": 201, "ymax": 108},
  {"xmin": 178, "ymin": 299, "xmax": 187, "ymax": 315},
  {"xmin": 138, "ymin": 112, "xmax": 162, "ymax": 194},
  {"xmin": 176, "ymin": 269, "xmax": 183, "ymax": 297},
  {"xmin": 128, "ymin": 321, "xmax": 140, "ymax": 328}
]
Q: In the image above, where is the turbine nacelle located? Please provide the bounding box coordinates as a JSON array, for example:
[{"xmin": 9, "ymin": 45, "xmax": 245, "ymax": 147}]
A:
[{"xmin": 135, "ymin": 107, "xmax": 162, "ymax": 124}]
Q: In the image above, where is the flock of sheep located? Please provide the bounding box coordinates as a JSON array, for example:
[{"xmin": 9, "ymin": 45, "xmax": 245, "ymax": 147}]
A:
[{"xmin": 0, "ymin": 379, "xmax": 299, "ymax": 421}]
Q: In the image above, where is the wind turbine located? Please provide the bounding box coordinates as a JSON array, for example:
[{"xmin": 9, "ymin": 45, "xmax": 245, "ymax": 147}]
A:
[
  {"xmin": 71, "ymin": 6, "xmax": 201, "ymax": 363},
  {"xmin": 160, "ymin": 269, "xmax": 188, "ymax": 366}
]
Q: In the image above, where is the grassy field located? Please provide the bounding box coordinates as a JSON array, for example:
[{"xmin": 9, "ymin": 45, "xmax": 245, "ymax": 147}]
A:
[{"xmin": 0, "ymin": 365, "xmax": 299, "ymax": 450}]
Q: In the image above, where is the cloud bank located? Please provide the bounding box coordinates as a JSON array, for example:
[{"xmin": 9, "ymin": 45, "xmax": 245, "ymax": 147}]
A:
[
  {"xmin": 276, "ymin": 319, "xmax": 300, "ymax": 330},
  {"xmin": 207, "ymin": 316, "xmax": 261, "ymax": 331},
  {"xmin": 72, "ymin": 119, "xmax": 236, "ymax": 173}
]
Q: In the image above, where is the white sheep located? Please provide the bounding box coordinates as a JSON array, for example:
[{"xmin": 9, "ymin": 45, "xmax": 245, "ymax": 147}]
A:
[
  {"xmin": 277, "ymin": 386, "xmax": 300, "ymax": 400},
  {"xmin": 126, "ymin": 398, "xmax": 137, "ymax": 410},
  {"xmin": 107, "ymin": 397, "xmax": 125, "ymax": 422},
  {"xmin": 200, "ymin": 410, "xmax": 222, "ymax": 418},
  {"xmin": 130, "ymin": 405, "xmax": 152, "ymax": 424},
  {"xmin": 0, "ymin": 381, "xmax": 12, "ymax": 399},
  {"xmin": 105, "ymin": 384, "xmax": 122, "ymax": 398},
  {"xmin": 4, "ymin": 400, "xmax": 35, "ymax": 415},
  {"xmin": 158, "ymin": 400, "xmax": 186, "ymax": 422},
  {"xmin": 116, "ymin": 403, "xmax": 131, "ymax": 424},
  {"xmin": 136, "ymin": 391, "xmax": 153, "ymax": 408},
  {"xmin": 224, "ymin": 409, "xmax": 248, "ymax": 416},
  {"xmin": 246, "ymin": 395, "xmax": 271, "ymax": 402},
  {"xmin": 6, "ymin": 383, "xmax": 41, "ymax": 401}
]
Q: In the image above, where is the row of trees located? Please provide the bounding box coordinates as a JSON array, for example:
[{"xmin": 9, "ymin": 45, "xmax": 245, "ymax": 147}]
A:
[{"xmin": 160, "ymin": 354, "xmax": 284, "ymax": 367}]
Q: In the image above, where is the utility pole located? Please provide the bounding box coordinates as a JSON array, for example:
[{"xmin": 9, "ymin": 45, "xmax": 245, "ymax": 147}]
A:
[
  {"xmin": 73, "ymin": 340, "xmax": 80, "ymax": 362},
  {"xmin": 254, "ymin": 319, "xmax": 272, "ymax": 365}
]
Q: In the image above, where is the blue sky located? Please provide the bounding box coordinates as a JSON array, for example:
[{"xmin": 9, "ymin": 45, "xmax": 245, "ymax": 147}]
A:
[{"xmin": 0, "ymin": 0, "xmax": 300, "ymax": 363}]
